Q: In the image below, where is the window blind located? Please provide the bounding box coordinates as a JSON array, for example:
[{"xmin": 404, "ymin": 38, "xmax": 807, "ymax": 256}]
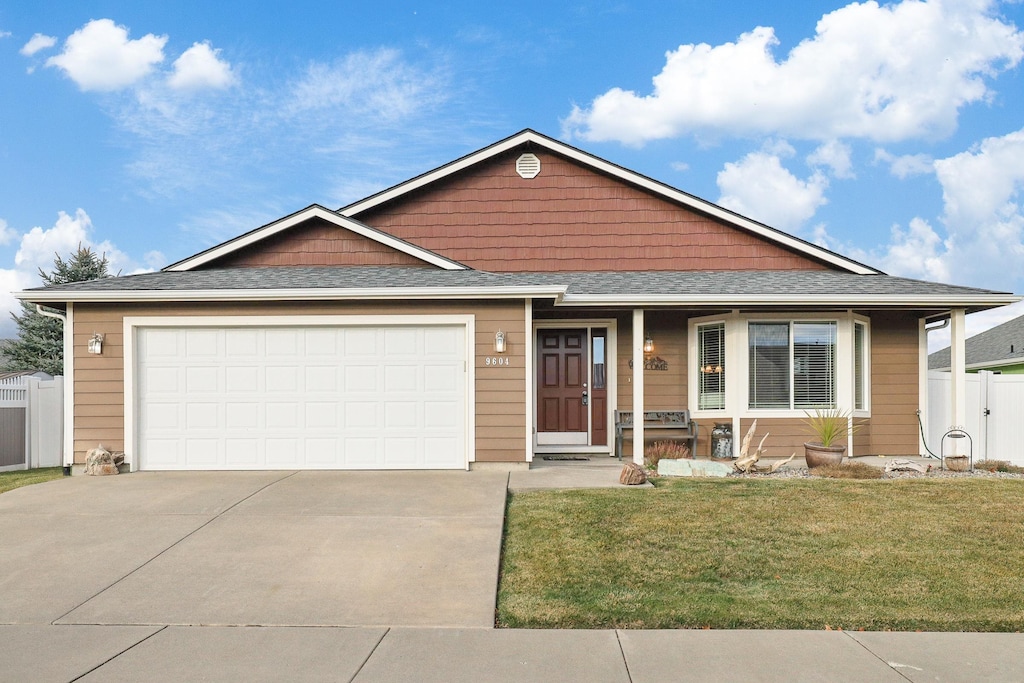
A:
[
  {"xmin": 748, "ymin": 322, "xmax": 790, "ymax": 409},
  {"xmin": 697, "ymin": 322, "xmax": 725, "ymax": 410}
]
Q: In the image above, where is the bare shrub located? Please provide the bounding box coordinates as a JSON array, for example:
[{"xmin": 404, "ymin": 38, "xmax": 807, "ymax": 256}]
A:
[
  {"xmin": 645, "ymin": 441, "xmax": 692, "ymax": 468},
  {"xmin": 974, "ymin": 459, "xmax": 1024, "ymax": 474}
]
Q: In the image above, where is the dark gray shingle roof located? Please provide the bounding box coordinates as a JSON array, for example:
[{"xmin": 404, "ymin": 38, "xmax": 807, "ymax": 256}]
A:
[
  {"xmin": 21, "ymin": 267, "xmax": 1009, "ymax": 298},
  {"xmin": 929, "ymin": 314, "xmax": 1024, "ymax": 369}
]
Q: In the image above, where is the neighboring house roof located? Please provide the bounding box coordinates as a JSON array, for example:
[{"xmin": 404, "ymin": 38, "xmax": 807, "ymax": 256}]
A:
[
  {"xmin": 929, "ymin": 314, "xmax": 1024, "ymax": 370},
  {"xmin": 0, "ymin": 370, "xmax": 53, "ymax": 383},
  {"xmin": 168, "ymin": 130, "xmax": 879, "ymax": 276},
  {"xmin": 19, "ymin": 267, "xmax": 1015, "ymax": 311},
  {"xmin": 165, "ymin": 204, "xmax": 469, "ymax": 272}
]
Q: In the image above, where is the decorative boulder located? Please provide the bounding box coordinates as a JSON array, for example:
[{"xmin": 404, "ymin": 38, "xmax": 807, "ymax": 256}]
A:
[
  {"xmin": 84, "ymin": 445, "xmax": 119, "ymax": 476},
  {"xmin": 658, "ymin": 458, "xmax": 733, "ymax": 478},
  {"xmin": 619, "ymin": 462, "xmax": 648, "ymax": 485}
]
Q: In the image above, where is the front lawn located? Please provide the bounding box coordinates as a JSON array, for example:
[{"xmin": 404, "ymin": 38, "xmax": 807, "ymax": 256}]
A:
[
  {"xmin": 0, "ymin": 467, "xmax": 65, "ymax": 495},
  {"xmin": 498, "ymin": 477, "xmax": 1024, "ymax": 630}
]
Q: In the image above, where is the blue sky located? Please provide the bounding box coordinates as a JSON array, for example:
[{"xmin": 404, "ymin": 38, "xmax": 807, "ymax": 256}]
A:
[{"xmin": 2, "ymin": 0, "xmax": 1024, "ymax": 349}]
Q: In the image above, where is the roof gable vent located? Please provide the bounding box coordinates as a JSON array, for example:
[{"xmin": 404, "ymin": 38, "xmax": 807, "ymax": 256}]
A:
[{"xmin": 516, "ymin": 153, "xmax": 541, "ymax": 179}]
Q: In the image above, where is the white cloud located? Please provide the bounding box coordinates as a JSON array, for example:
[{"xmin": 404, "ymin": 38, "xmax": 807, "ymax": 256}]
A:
[
  {"xmin": 14, "ymin": 209, "xmax": 93, "ymax": 271},
  {"xmin": 831, "ymin": 128, "xmax": 1024, "ymax": 301},
  {"xmin": 808, "ymin": 140, "xmax": 854, "ymax": 179},
  {"xmin": 46, "ymin": 19, "xmax": 166, "ymax": 92},
  {"xmin": 0, "ymin": 268, "xmax": 34, "ymax": 338},
  {"xmin": 875, "ymin": 217, "xmax": 952, "ymax": 282},
  {"xmin": 875, "ymin": 149, "xmax": 935, "ymax": 179},
  {"xmin": 564, "ymin": 0, "xmax": 1024, "ymax": 145},
  {"xmin": 0, "ymin": 218, "xmax": 16, "ymax": 246},
  {"xmin": 168, "ymin": 41, "xmax": 234, "ymax": 91},
  {"xmin": 20, "ymin": 33, "xmax": 56, "ymax": 56},
  {"xmin": 716, "ymin": 150, "xmax": 828, "ymax": 231},
  {"xmin": 670, "ymin": 161, "xmax": 690, "ymax": 172},
  {"xmin": 288, "ymin": 49, "xmax": 447, "ymax": 121},
  {"xmin": 0, "ymin": 209, "xmax": 148, "ymax": 336}
]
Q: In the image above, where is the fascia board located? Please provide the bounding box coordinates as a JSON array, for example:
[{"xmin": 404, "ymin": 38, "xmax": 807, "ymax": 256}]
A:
[
  {"xmin": 14, "ymin": 285, "xmax": 566, "ymax": 304},
  {"xmin": 341, "ymin": 130, "xmax": 878, "ymax": 276},
  {"xmin": 166, "ymin": 205, "xmax": 466, "ymax": 272},
  {"xmin": 558, "ymin": 293, "xmax": 1022, "ymax": 307}
]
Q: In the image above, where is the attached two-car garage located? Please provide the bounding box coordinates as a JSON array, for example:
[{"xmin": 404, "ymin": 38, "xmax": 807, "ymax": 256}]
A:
[{"xmin": 130, "ymin": 318, "xmax": 471, "ymax": 471}]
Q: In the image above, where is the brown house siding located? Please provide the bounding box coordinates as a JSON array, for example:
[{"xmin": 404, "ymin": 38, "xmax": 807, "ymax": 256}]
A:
[
  {"xmin": 867, "ymin": 312, "xmax": 921, "ymax": 457},
  {"xmin": 71, "ymin": 300, "xmax": 525, "ymax": 466},
  {"xmin": 204, "ymin": 217, "xmax": 431, "ymax": 268},
  {"xmin": 354, "ymin": 150, "xmax": 831, "ymax": 272}
]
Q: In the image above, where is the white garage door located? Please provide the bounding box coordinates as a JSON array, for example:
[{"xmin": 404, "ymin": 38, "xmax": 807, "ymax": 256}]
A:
[{"xmin": 135, "ymin": 324, "xmax": 468, "ymax": 470}]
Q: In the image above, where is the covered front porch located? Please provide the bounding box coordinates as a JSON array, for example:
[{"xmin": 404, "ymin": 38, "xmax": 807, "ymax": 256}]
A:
[{"xmin": 526, "ymin": 303, "xmax": 975, "ymax": 467}]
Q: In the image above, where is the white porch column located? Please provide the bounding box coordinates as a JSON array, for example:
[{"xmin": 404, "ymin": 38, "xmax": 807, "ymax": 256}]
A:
[
  {"xmin": 632, "ymin": 308, "xmax": 645, "ymax": 466},
  {"xmin": 918, "ymin": 317, "xmax": 929, "ymax": 456},
  {"xmin": 950, "ymin": 308, "xmax": 967, "ymax": 430}
]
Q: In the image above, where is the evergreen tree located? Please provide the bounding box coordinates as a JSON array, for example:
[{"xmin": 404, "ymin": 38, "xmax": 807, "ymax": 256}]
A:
[{"xmin": 3, "ymin": 246, "xmax": 110, "ymax": 375}]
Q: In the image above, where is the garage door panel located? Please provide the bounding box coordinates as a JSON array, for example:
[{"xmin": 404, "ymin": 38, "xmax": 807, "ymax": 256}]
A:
[{"xmin": 137, "ymin": 324, "xmax": 467, "ymax": 470}]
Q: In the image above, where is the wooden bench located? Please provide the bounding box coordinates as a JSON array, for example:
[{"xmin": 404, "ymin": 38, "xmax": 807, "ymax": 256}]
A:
[{"xmin": 614, "ymin": 410, "xmax": 698, "ymax": 460}]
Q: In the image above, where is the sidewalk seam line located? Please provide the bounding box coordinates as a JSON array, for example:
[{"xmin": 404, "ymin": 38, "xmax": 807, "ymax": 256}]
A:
[
  {"xmin": 615, "ymin": 630, "xmax": 634, "ymax": 683},
  {"xmin": 842, "ymin": 631, "xmax": 914, "ymax": 682},
  {"xmin": 347, "ymin": 627, "xmax": 390, "ymax": 682},
  {"xmin": 67, "ymin": 624, "xmax": 168, "ymax": 682},
  {"xmin": 51, "ymin": 471, "xmax": 299, "ymax": 624}
]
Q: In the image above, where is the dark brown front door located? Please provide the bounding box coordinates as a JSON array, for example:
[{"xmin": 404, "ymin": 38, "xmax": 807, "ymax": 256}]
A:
[{"xmin": 537, "ymin": 329, "xmax": 588, "ymax": 436}]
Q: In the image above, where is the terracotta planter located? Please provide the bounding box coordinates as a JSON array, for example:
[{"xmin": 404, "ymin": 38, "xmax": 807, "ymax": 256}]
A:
[
  {"xmin": 803, "ymin": 442, "xmax": 846, "ymax": 469},
  {"xmin": 944, "ymin": 455, "xmax": 969, "ymax": 472}
]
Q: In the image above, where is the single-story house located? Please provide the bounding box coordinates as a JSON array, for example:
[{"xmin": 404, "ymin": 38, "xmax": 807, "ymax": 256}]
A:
[
  {"xmin": 929, "ymin": 314, "xmax": 1024, "ymax": 374},
  {"xmin": 16, "ymin": 130, "xmax": 1019, "ymax": 472}
]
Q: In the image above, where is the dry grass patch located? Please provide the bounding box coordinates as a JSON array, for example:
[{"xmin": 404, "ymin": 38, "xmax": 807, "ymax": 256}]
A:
[
  {"xmin": 498, "ymin": 478, "xmax": 1024, "ymax": 630},
  {"xmin": 0, "ymin": 468, "xmax": 64, "ymax": 495},
  {"xmin": 809, "ymin": 461, "xmax": 884, "ymax": 479}
]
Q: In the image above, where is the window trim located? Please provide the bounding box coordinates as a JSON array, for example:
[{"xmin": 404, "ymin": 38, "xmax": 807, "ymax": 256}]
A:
[{"xmin": 689, "ymin": 311, "xmax": 870, "ymax": 420}]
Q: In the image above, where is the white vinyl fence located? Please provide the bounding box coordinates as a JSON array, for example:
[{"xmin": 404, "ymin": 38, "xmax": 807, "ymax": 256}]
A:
[
  {"xmin": 928, "ymin": 370, "xmax": 1024, "ymax": 466},
  {"xmin": 0, "ymin": 377, "xmax": 64, "ymax": 471}
]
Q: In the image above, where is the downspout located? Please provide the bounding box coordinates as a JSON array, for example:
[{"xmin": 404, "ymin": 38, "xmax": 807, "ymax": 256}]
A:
[
  {"xmin": 35, "ymin": 304, "xmax": 66, "ymax": 324},
  {"xmin": 35, "ymin": 305, "xmax": 72, "ymax": 474}
]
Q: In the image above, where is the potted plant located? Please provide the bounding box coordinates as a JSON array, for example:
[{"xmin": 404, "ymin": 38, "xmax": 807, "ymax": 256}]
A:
[{"xmin": 803, "ymin": 408, "xmax": 860, "ymax": 469}]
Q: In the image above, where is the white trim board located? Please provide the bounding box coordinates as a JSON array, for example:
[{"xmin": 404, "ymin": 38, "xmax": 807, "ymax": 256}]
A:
[{"xmin": 164, "ymin": 205, "xmax": 468, "ymax": 272}]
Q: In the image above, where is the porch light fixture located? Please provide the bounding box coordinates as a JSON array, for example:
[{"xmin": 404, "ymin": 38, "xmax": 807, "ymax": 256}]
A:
[
  {"xmin": 643, "ymin": 336, "xmax": 654, "ymax": 354},
  {"xmin": 494, "ymin": 330, "xmax": 507, "ymax": 353},
  {"xmin": 87, "ymin": 333, "xmax": 104, "ymax": 355}
]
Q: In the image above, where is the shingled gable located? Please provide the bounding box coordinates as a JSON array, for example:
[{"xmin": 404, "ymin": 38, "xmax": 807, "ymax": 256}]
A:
[
  {"xmin": 165, "ymin": 204, "xmax": 467, "ymax": 272},
  {"xmin": 341, "ymin": 129, "xmax": 879, "ymax": 274},
  {"xmin": 166, "ymin": 130, "xmax": 878, "ymax": 275}
]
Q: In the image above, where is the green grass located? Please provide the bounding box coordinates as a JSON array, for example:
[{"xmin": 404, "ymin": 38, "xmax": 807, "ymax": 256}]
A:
[
  {"xmin": 0, "ymin": 467, "xmax": 65, "ymax": 495},
  {"xmin": 498, "ymin": 477, "xmax": 1024, "ymax": 631}
]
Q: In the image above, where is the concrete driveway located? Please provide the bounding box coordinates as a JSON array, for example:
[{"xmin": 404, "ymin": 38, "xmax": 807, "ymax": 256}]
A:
[{"xmin": 0, "ymin": 470, "xmax": 508, "ymax": 628}]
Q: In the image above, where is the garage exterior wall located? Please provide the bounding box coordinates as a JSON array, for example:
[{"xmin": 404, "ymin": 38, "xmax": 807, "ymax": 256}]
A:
[{"xmin": 71, "ymin": 300, "xmax": 526, "ymax": 466}]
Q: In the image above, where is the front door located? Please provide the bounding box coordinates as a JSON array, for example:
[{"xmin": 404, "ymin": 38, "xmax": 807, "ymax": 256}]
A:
[{"xmin": 537, "ymin": 329, "xmax": 589, "ymax": 444}]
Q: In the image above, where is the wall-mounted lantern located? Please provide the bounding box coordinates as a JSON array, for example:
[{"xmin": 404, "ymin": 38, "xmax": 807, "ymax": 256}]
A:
[
  {"xmin": 494, "ymin": 330, "xmax": 507, "ymax": 354},
  {"xmin": 88, "ymin": 333, "xmax": 104, "ymax": 355},
  {"xmin": 643, "ymin": 335, "xmax": 654, "ymax": 354}
]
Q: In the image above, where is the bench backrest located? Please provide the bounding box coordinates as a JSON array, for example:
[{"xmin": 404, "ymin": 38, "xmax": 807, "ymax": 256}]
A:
[{"xmin": 614, "ymin": 410, "xmax": 692, "ymax": 427}]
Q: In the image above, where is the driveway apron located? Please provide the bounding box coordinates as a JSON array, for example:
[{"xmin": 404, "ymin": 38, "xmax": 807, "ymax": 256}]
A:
[{"xmin": 0, "ymin": 471, "xmax": 508, "ymax": 629}]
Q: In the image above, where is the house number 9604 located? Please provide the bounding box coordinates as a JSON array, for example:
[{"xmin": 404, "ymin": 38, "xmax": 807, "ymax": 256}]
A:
[{"xmin": 484, "ymin": 357, "xmax": 510, "ymax": 366}]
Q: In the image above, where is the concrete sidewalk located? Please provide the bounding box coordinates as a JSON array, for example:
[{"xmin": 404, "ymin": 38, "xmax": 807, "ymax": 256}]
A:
[{"xmin": 3, "ymin": 625, "xmax": 1023, "ymax": 682}]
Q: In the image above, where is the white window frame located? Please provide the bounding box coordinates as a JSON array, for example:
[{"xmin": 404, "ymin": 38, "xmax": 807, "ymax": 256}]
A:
[
  {"xmin": 689, "ymin": 311, "xmax": 870, "ymax": 420},
  {"xmin": 853, "ymin": 317, "xmax": 871, "ymax": 417}
]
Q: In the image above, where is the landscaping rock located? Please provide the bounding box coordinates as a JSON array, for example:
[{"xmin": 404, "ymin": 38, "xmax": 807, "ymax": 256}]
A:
[
  {"xmin": 885, "ymin": 459, "xmax": 930, "ymax": 474},
  {"xmin": 83, "ymin": 445, "xmax": 119, "ymax": 476},
  {"xmin": 619, "ymin": 462, "xmax": 648, "ymax": 485},
  {"xmin": 658, "ymin": 459, "xmax": 732, "ymax": 478}
]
